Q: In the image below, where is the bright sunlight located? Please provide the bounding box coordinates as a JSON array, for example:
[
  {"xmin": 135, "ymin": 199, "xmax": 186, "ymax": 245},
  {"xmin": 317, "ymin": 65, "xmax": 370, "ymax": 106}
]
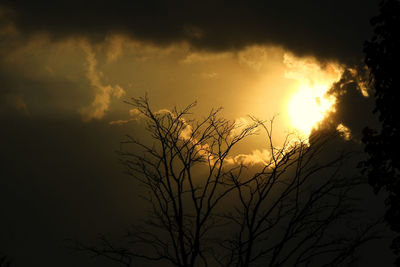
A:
[
  {"xmin": 283, "ymin": 53, "xmax": 343, "ymax": 138},
  {"xmin": 288, "ymin": 84, "xmax": 336, "ymax": 136}
]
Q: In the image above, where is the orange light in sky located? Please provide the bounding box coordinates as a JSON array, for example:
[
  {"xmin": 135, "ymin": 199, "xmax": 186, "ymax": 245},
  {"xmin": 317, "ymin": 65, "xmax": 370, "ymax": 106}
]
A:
[
  {"xmin": 283, "ymin": 53, "xmax": 343, "ymax": 138},
  {"xmin": 288, "ymin": 84, "xmax": 335, "ymax": 137}
]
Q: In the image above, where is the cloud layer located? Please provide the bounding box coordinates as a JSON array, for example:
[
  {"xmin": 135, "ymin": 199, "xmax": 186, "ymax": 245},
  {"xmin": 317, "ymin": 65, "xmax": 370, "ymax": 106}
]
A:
[
  {"xmin": 80, "ymin": 42, "xmax": 125, "ymax": 121},
  {"xmin": 1, "ymin": 0, "xmax": 379, "ymax": 64}
]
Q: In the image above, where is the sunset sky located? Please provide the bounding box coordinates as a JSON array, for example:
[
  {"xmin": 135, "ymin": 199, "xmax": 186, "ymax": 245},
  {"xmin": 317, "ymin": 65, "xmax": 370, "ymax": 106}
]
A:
[{"xmin": 0, "ymin": 1, "xmax": 394, "ymax": 266}]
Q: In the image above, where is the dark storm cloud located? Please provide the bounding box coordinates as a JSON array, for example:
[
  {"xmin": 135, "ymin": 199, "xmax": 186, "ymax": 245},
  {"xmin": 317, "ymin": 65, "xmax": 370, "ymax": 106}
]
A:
[
  {"xmin": 1, "ymin": 0, "xmax": 379, "ymax": 64},
  {"xmin": 320, "ymin": 69, "xmax": 379, "ymax": 138}
]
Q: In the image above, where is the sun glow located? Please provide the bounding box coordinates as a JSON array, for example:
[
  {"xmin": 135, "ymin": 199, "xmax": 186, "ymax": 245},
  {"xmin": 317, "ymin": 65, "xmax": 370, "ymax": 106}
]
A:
[
  {"xmin": 288, "ymin": 84, "xmax": 335, "ymax": 137},
  {"xmin": 283, "ymin": 53, "xmax": 343, "ymax": 138}
]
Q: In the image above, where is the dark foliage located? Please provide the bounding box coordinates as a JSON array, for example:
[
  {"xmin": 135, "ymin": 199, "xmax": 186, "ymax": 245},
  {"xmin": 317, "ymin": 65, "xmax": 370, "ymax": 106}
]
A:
[{"xmin": 361, "ymin": 0, "xmax": 400, "ymax": 264}]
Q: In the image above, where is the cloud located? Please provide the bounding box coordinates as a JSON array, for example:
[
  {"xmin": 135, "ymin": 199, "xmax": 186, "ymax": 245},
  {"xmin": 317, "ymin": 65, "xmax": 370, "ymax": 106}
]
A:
[
  {"xmin": 181, "ymin": 51, "xmax": 231, "ymax": 64},
  {"xmin": 79, "ymin": 42, "xmax": 125, "ymax": 121},
  {"xmin": 283, "ymin": 53, "xmax": 343, "ymax": 87},
  {"xmin": 105, "ymin": 35, "xmax": 124, "ymax": 62},
  {"xmin": 336, "ymin": 123, "xmax": 351, "ymax": 140},
  {"xmin": 230, "ymin": 149, "xmax": 271, "ymax": 166},
  {"xmin": 129, "ymin": 108, "xmax": 141, "ymax": 117},
  {"xmin": 320, "ymin": 68, "xmax": 378, "ymax": 140},
  {"xmin": 113, "ymin": 108, "xmax": 268, "ymax": 166},
  {"xmin": 283, "ymin": 53, "xmax": 345, "ymax": 137},
  {"xmin": 108, "ymin": 108, "xmax": 144, "ymax": 126},
  {"xmin": 0, "ymin": 0, "xmax": 380, "ymax": 64},
  {"xmin": 238, "ymin": 46, "xmax": 271, "ymax": 71},
  {"xmin": 109, "ymin": 107, "xmax": 192, "ymax": 128},
  {"xmin": 347, "ymin": 67, "xmax": 371, "ymax": 97},
  {"xmin": 108, "ymin": 119, "xmax": 130, "ymax": 126}
]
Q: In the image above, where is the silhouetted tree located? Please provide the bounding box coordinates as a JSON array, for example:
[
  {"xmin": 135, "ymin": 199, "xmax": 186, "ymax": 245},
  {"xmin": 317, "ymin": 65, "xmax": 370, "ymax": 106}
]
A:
[
  {"xmin": 361, "ymin": 0, "xmax": 400, "ymax": 264},
  {"xmin": 81, "ymin": 96, "xmax": 379, "ymax": 267}
]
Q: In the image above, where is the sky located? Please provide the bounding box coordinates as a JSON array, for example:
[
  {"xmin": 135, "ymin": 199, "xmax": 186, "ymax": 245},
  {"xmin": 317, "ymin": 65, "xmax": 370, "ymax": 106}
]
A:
[{"xmin": 0, "ymin": 0, "xmax": 396, "ymax": 266}]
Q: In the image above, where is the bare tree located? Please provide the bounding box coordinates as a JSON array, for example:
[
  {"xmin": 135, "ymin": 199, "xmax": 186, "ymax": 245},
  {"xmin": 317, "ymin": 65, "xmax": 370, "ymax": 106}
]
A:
[
  {"xmin": 80, "ymin": 96, "xmax": 379, "ymax": 267},
  {"xmin": 218, "ymin": 122, "xmax": 379, "ymax": 267}
]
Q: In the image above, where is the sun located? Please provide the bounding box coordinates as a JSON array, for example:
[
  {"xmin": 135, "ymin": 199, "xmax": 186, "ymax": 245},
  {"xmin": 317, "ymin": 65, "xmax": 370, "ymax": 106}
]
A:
[
  {"xmin": 282, "ymin": 53, "xmax": 343, "ymax": 138},
  {"xmin": 288, "ymin": 84, "xmax": 335, "ymax": 137}
]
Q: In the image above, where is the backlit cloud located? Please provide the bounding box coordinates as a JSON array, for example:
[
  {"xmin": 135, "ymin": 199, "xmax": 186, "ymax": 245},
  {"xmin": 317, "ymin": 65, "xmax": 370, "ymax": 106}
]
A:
[
  {"xmin": 79, "ymin": 42, "xmax": 125, "ymax": 121},
  {"xmin": 231, "ymin": 149, "xmax": 271, "ymax": 166}
]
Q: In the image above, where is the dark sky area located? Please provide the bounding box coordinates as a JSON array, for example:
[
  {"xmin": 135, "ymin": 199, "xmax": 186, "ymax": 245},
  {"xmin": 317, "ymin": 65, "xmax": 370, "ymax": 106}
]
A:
[
  {"xmin": 1, "ymin": 0, "xmax": 378, "ymax": 64},
  {"xmin": 0, "ymin": 0, "xmax": 396, "ymax": 266}
]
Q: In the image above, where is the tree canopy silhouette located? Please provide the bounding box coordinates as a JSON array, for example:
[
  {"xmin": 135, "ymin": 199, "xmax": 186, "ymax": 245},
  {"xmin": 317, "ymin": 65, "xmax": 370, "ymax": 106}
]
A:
[
  {"xmin": 361, "ymin": 0, "xmax": 400, "ymax": 264},
  {"xmin": 79, "ymin": 96, "xmax": 379, "ymax": 267}
]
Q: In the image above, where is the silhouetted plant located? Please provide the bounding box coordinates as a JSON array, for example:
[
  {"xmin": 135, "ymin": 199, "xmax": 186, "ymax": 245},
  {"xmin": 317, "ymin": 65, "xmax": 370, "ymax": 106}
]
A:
[
  {"xmin": 80, "ymin": 96, "xmax": 379, "ymax": 267},
  {"xmin": 361, "ymin": 0, "xmax": 400, "ymax": 264}
]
